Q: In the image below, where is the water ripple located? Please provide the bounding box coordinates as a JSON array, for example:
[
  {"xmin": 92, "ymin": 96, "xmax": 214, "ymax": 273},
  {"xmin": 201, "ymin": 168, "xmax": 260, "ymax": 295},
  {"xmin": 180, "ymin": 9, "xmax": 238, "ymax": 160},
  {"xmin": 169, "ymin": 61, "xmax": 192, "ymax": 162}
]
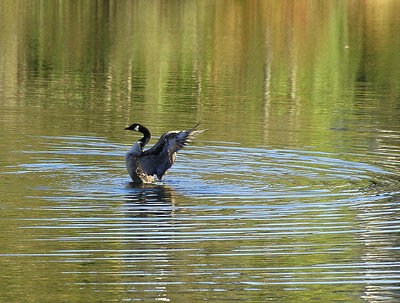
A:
[{"xmin": 2, "ymin": 135, "xmax": 400, "ymax": 301}]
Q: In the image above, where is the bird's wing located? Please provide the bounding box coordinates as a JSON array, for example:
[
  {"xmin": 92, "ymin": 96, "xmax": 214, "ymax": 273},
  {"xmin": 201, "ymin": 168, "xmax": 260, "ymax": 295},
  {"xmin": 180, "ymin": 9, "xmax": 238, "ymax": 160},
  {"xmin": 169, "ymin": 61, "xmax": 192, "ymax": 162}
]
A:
[
  {"xmin": 138, "ymin": 133, "xmax": 169, "ymax": 177},
  {"xmin": 139, "ymin": 124, "xmax": 205, "ymax": 179}
]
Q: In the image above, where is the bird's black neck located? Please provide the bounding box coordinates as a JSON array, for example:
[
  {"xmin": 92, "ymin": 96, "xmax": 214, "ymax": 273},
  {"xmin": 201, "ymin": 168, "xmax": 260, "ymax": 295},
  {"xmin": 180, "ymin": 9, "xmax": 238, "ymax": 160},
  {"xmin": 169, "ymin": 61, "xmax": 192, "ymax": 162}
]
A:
[{"xmin": 138, "ymin": 125, "xmax": 151, "ymax": 147}]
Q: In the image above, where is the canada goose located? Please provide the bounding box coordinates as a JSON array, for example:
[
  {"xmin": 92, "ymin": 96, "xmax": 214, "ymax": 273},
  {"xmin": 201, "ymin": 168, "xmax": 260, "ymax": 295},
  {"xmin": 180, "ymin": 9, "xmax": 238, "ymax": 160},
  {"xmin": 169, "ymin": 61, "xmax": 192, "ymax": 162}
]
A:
[{"xmin": 124, "ymin": 123, "xmax": 205, "ymax": 184}]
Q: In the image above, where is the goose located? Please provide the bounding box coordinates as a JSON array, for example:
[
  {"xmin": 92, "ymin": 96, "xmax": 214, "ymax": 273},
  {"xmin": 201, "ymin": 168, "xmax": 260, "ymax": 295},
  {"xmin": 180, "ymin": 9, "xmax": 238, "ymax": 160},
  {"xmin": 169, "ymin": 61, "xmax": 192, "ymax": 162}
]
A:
[{"xmin": 124, "ymin": 122, "xmax": 205, "ymax": 184}]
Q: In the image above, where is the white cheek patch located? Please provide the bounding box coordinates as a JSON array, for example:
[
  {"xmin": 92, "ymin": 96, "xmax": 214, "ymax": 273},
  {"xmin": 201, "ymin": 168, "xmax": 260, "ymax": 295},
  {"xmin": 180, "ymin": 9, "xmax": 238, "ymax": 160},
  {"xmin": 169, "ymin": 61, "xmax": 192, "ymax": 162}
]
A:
[{"xmin": 134, "ymin": 125, "xmax": 139, "ymax": 131}]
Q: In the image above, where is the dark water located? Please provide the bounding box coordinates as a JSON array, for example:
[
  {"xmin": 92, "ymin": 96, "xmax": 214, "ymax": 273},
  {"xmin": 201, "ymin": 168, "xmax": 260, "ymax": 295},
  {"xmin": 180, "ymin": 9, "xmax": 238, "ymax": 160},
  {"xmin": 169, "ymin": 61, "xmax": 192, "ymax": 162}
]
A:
[{"xmin": 1, "ymin": 1, "xmax": 400, "ymax": 302}]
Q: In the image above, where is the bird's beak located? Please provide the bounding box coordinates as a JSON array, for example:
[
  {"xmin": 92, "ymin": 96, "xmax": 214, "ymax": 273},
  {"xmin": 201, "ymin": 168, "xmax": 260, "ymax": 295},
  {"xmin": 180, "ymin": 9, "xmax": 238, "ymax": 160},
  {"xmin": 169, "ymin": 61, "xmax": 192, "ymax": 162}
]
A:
[{"xmin": 124, "ymin": 127, "xmax": 130, "ymax": 130}]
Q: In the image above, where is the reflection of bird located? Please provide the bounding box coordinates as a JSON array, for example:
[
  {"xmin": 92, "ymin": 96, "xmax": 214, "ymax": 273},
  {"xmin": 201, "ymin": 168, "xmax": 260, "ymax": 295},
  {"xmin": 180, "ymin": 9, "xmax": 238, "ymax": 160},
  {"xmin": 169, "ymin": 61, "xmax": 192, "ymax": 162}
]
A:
[
  {"xmin": 124, "ymin": 183, "xmax": 177, "ymax": 218},
  {"xmin": 124, "ymin": 123, "xmax": 205, "ymax": 184}
]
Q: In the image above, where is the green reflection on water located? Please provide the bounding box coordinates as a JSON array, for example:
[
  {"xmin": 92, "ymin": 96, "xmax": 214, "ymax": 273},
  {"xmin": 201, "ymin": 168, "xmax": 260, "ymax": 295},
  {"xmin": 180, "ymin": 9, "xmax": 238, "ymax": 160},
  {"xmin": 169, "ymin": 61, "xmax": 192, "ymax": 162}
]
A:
[{"xmin": 1, "ymin": 0, "xmax": 399, "ymax": 147}]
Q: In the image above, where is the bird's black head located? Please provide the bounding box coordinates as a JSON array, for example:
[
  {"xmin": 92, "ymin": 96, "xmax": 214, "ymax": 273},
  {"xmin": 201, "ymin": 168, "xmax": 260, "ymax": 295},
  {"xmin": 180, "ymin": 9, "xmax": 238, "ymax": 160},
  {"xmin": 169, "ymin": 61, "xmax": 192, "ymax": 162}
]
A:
[
  {"xmin": 124, "ymin": 123, "xmax": 141, "ymax": 131},
  {"xmin": 124, "ymin": 123, "xmax": 151, "ymax": 146}
]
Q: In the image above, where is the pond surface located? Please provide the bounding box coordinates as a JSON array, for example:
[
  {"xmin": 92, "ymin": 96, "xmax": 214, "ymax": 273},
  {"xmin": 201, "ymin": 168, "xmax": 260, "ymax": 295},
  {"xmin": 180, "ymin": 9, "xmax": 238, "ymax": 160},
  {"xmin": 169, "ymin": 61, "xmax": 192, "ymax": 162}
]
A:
[{"xmin": 1, "ymin": 1, "xmax": 400, "ymax": 302}]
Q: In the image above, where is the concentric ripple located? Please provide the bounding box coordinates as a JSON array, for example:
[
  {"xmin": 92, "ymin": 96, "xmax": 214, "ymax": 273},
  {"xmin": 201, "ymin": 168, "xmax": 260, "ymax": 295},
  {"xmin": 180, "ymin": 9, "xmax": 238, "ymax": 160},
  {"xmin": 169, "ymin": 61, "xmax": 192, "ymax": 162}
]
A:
[{"xmin": 2, "ymin": 135, "xmax": 400, "ymax": 302}]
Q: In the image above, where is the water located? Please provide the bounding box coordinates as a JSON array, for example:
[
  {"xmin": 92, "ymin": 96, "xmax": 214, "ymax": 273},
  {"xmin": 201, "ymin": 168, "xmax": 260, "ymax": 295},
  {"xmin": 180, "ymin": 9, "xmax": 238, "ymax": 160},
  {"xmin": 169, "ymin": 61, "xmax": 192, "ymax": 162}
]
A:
[{"xmin": 1, "ymin": 1, "xmax": 400, "ymax": 302}]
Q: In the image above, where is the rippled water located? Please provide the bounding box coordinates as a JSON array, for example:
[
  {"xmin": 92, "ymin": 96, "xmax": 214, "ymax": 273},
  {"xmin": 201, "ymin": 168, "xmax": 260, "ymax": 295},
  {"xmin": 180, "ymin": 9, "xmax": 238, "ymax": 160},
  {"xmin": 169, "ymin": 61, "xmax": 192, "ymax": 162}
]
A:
[
  {"xmin": 2, "ymin": 133, "xmax": 400, "ymax": 301},
  {"xmin": 1, "ymin": 1, "xmax": 400, "ymax": 302}
]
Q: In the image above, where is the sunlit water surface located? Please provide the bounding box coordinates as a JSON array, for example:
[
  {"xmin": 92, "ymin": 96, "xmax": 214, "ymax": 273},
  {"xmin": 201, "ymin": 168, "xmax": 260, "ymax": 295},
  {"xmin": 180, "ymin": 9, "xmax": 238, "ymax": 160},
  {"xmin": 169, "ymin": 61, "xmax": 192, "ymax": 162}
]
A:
[
  {"xmin": 1, "ymin": 134, "xmax": 399, "ymax": 302},
  {"xmin": 1, "ymin": 1, "xmax": 400, "ymax": 302}
]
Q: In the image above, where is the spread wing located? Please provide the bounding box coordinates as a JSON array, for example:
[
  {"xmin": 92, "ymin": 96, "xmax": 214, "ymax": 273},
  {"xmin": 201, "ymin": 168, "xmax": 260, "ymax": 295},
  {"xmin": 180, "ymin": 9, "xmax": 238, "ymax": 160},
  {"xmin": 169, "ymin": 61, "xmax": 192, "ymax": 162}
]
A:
[{"xmin": 139, "ymin": 123, "xmax": 205, "ymax": 180}]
